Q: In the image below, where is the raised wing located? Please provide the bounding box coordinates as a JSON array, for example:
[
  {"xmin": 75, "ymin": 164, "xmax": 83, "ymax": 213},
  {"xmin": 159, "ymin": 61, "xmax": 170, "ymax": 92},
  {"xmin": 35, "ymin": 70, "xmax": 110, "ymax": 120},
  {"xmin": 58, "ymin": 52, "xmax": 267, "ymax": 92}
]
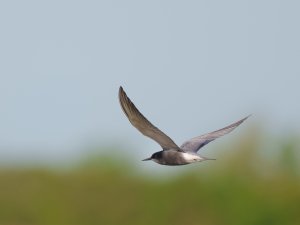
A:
[
  {"xmin": 119, "ymin": 86, "xmax": 180, "ymax": 151},
  {"xmin": 180, "ymin": 115, "xmax": 250, "ymax": 153}
]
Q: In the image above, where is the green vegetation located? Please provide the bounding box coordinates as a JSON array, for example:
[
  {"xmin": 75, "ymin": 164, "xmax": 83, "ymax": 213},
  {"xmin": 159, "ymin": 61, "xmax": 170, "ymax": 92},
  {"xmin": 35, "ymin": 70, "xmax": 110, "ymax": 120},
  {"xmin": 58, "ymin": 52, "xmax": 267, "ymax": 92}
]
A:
[{"xmin": 0, "ymin": 132, "xmax": 299, "ymax": 225}]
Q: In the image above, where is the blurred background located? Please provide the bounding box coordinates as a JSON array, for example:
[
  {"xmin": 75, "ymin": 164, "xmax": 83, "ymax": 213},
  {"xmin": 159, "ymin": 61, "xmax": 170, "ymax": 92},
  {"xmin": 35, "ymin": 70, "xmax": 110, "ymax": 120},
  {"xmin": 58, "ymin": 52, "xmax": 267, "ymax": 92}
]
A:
[{"xmin": 0, "ymin": 0, "xmax": 300, "ymax": 225}]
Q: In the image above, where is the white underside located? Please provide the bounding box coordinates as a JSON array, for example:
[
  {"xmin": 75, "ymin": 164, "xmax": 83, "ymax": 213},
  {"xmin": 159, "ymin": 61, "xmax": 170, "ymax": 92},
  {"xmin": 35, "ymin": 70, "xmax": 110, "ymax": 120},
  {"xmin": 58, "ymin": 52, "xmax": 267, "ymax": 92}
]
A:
[{"xmin": 181, "ymin": 152, "xmax": 202, "ymax": 163}]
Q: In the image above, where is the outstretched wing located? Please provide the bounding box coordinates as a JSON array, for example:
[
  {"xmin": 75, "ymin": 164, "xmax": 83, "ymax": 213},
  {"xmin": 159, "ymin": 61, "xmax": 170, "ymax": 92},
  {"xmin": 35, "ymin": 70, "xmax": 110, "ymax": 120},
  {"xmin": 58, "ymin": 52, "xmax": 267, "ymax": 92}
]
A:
[
  {"xmin": 180, "ymin": 116, "xmax": 250, "ymax": 153},
  {"xmin": 119, "ymin": 86, "xmax": 180, "ymax": 151}
]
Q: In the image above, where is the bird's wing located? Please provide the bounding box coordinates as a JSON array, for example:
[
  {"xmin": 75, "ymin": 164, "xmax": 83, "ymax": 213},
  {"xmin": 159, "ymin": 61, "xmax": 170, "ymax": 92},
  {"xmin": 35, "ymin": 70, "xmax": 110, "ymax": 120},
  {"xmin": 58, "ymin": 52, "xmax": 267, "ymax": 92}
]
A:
[
  {"xmin": 119, "ymin": 86, "xmax": 180, "ymax": 151},
  {"xmin": 180, "ymin": 115, "xmax": 250, "ymax": 153}
]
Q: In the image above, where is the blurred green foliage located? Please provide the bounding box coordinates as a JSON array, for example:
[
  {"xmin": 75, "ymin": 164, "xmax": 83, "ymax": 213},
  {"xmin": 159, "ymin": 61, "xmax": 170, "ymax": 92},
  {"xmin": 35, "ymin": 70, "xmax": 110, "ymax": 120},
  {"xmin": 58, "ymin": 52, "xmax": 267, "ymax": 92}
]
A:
[{"xmin": 0, "ymin": 132, "xmax": 299, "ymax": 225}]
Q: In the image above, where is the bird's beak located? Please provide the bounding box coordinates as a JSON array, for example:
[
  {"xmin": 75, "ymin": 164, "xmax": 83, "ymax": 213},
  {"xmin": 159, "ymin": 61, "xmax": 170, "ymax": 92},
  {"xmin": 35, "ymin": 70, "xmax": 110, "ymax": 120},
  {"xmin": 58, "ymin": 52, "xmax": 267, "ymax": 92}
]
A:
[{"xmin": 142, "ymin": 157, "xmax": 152, "ymax": 161}]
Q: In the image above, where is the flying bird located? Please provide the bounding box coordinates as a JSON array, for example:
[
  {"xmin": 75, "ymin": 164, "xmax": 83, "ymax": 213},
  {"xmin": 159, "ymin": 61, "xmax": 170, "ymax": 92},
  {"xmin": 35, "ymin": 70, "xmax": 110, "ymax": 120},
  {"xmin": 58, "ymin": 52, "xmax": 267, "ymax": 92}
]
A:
[{"xmin": 118, "ymin": 86, "xmax": 249, "ymax": 166}]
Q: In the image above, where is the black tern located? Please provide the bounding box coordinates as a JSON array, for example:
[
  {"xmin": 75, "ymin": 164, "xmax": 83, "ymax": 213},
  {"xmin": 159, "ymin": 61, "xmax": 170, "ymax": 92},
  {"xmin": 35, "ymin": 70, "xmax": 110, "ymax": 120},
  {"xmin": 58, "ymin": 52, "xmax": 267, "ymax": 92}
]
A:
[{"xmin": 119, "ymin": 86, "xmax": 249, "ymax": 166}]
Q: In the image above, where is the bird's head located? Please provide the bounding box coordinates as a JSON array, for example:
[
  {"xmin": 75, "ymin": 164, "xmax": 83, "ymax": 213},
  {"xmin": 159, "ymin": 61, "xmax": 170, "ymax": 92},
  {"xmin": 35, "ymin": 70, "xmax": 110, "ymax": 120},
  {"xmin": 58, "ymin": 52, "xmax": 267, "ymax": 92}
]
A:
[{"xmin": 142, "ymin": 152, "xmax": 161, "ymax": 162}]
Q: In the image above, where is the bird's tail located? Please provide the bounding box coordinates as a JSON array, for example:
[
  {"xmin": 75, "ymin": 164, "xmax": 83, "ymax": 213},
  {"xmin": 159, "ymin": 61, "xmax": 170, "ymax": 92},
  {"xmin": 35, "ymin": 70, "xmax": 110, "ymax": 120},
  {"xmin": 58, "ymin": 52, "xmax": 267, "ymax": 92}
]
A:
[{"xmin": 201, "ymin": 155, "xmax": 216, "ymax": 161}]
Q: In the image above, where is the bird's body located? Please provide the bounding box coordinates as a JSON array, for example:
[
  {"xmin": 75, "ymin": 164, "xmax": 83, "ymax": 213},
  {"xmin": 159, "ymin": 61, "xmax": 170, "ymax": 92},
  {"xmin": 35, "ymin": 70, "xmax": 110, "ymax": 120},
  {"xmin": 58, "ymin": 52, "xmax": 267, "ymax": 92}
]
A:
[
  {"xmin": 150, "ymin": 150, "xmax": 209, "ymax": 166},
  {"xmin": 118, "ymin": 86, "xmax": 249, "ymax": 166}
]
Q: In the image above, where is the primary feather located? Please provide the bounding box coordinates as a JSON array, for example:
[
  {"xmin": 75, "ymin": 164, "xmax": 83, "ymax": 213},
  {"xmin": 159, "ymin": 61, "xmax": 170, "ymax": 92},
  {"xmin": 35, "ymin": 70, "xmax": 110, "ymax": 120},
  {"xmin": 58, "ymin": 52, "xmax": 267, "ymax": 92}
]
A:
[
  {"xmin": 118, "ymin": 86, "xmax": 180, "ymax": 151},
  {"xmin": 180, "ymin": 115, "xmax": 250, "ymax": 153}
]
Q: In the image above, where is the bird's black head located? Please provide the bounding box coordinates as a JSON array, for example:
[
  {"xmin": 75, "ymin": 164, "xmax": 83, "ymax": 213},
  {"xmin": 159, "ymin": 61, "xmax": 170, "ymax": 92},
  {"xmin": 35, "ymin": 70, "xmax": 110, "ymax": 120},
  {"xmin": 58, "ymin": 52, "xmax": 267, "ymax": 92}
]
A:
[
  {"xmin": 142, "ymin": 151, "xmax": 163, "ymax": 161},
  {"xmin": 151, "ymin": 152, "xmax": 162, "ymax": 159}
]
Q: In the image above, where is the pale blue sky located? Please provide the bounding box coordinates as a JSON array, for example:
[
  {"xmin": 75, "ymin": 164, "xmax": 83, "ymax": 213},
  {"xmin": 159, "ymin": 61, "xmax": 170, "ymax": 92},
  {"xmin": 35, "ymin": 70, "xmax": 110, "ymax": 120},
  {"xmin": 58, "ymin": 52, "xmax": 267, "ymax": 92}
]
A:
[{"xmin": 0, "ymin": 1, "xmax": 299, "ymax": 163}]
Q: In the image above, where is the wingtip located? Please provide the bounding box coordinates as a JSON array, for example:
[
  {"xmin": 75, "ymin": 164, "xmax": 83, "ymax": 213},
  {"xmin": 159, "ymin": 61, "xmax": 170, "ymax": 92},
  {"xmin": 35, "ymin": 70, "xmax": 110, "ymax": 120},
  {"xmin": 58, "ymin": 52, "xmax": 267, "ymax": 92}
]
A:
[
  {"xmin": 243, "ymin": 114, "xmax": 252, "ymax": 121},
  {"xmin": 119, "ymin": 86, "xmax": 126, "ymax": 98},
  {"xmin": 236, "ymin": 114, "xmax": 251, "ymax": 126},
  {"xmin": 118, "ymin": 86, "xmax": 126, "ymax": 107}
]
